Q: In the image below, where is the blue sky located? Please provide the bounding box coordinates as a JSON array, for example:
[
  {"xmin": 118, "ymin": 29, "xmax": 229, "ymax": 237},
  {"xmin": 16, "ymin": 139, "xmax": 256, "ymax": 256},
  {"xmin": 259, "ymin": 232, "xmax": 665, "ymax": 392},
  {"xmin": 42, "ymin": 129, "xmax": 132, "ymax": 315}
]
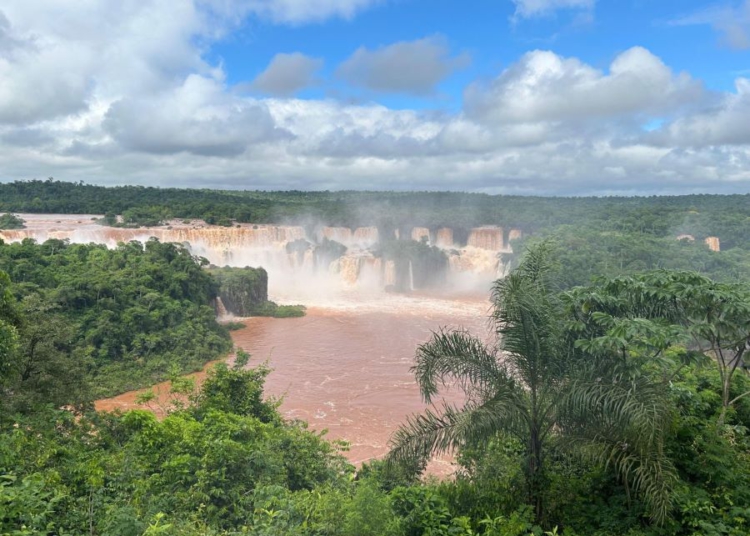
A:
[
  {"xmin": 211, "ymin": 0, "xmax": 745, "ymax": 105},
  {"xmin": 0, "ymin": 0, "xmax": 749, "ymax": 194}
]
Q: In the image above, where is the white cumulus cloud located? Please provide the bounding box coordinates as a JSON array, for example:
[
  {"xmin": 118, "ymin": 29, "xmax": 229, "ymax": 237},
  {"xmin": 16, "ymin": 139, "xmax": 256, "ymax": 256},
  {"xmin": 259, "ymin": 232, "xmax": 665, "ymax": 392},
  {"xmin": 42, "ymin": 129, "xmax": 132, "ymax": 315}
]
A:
[{"xmin": 465, "ymin": 47, "xmax": 704, "ymax": 124}]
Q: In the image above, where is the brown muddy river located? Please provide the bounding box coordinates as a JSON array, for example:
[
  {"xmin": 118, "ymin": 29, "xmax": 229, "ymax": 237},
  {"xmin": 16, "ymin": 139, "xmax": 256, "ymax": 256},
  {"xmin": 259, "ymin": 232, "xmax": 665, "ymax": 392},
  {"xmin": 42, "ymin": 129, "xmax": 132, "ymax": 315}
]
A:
[{"xmin": 97, "ymin": 297, "xmax": 491, "ymax": 472}]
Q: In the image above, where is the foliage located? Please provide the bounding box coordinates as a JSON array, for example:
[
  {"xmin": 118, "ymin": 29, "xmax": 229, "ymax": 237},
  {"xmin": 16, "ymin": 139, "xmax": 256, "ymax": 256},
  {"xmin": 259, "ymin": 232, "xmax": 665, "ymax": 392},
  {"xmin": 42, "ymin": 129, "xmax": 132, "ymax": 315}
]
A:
[
  {"xmin": 0, "ymin": 271, "xmax": 19, "ymax": 384},
  {"xmin": 3, "ymin": 294, "xmax": 91, "ymax": 414},
  {"xmin": 0, "ymin": 364, "xmax": 352, "ymax": 534},
  {"xmin": 210, "ymin": 267, "xmax": 269, "ymax": 315},
  {"xmin": 0, "ymin": 238, "xmax": 231, "ymax": 398},
  {"xmin": 120, "ymin": 206, "xmax": 171, "ymax": 227},
  {"xmin": 378, "ymin": 239, "xmax": 449, "ymax": 291},
  {"xmin": 210, "ymin": 266, "xmax": 307, "ymax": 318},
  {"xmin": 565, "ymin": 270, "xmax": 750, "ymax": 421},
  {"xmin": 223, "ymin": 320, "xmax": 246, "ymax": 331},
  {"xmin": 507, "ymin": 227, "xmax": 750, "ymax": 289},
  {"xmin": 314, "ymin": 237, "xmax": 348, "ymax": 265},
  {"xmin": 389, "ymin": 243, "xmax": 676, "ymax": 525},
  {"xmin": 251, "ymin": 302, "xmax": 307, "ymax": 318}
]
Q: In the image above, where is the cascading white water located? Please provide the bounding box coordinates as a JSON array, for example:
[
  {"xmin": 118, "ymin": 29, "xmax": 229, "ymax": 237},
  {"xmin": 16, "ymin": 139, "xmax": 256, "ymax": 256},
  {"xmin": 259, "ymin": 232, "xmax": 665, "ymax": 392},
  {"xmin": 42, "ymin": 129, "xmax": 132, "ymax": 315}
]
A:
[
  {"xmin": 0, "ymin": 215, "xmax": 515, "ymax": 299},
  {"xmin": 215, "ymin": 296, "xmax": 229, "ymax": 317}
]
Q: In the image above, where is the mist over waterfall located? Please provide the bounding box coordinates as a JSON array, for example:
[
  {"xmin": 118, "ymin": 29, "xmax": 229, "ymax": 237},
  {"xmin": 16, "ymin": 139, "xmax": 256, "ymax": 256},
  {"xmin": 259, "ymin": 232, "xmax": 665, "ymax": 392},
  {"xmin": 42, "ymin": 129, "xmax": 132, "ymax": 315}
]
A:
[{"xmin": 0, "ymin": 215, "xmax": 521, "ymax": 302}]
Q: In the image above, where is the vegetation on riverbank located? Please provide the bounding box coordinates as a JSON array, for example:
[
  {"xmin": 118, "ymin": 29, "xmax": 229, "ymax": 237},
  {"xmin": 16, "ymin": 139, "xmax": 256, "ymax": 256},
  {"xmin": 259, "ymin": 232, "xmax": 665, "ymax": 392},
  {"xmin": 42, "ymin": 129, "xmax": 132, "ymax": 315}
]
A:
[
  {"xmin": 378, "ymin": 239, "xmax": 449, "ymax": 291},
  {"xmin": 2, "ymin": 241, "xmax": 750, "ymax": 534},
  {"xmin": 0, "ymin": 238, "xmax": 232, "ymax": 399}
]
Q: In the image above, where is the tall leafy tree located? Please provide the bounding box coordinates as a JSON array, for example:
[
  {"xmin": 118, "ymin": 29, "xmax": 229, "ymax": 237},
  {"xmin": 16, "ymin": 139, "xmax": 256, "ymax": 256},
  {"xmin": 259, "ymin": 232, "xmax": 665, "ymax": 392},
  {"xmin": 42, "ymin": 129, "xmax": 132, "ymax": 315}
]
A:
[
  {"xmin": 0, "ymin": 271, "xmax": 19, "ymax": 387},
  {"xmin": 388, "ymin": 243, "xmax": 675, "ymax": 524},
  {"xmin": 566, "ymin": 270, "xmax": 750, "ymax": 424},
  {"xmin": 5, "ymin": 294, "xmax": 91, "ymax": 414}
]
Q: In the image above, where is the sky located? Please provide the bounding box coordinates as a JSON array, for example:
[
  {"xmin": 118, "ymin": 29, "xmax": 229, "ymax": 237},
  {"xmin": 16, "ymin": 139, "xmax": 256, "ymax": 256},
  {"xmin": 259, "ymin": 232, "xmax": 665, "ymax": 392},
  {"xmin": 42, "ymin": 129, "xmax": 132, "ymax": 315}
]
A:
[{"xmin": 1, "ymin": 0, "xmax": 750, "ymax": 195}]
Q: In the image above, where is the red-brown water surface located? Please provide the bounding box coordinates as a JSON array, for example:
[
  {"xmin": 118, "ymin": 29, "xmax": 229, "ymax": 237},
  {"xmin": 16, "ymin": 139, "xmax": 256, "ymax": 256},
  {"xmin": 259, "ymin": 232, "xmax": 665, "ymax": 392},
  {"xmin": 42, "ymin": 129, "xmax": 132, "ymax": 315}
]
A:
[{"xmin": 97, "ymin": 297, "xmax": 491, "ymax": 472}]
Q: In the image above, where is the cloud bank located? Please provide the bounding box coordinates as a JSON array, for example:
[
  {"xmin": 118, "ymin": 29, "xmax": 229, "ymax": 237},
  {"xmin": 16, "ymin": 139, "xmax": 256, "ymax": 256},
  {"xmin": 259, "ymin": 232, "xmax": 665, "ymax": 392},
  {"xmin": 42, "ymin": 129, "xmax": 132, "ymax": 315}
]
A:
[{"xmin": 1, "ymin": 1, "xmax": 749, "ymax": 195}]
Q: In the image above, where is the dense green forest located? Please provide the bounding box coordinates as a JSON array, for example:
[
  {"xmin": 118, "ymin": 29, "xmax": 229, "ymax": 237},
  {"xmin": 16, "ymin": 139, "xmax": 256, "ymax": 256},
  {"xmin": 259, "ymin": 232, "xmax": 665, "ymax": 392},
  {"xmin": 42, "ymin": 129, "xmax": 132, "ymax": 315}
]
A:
[
  {"xmin": 505, "ymin": 227, "xmax": 750, "ymax": 289},
  {"xmin": 2, "ymin": 244, "xmax": 750, "ymax": 534},
  {"xmin": 0, "ymin": 238, "xmax": 232, "ymax": 399}
]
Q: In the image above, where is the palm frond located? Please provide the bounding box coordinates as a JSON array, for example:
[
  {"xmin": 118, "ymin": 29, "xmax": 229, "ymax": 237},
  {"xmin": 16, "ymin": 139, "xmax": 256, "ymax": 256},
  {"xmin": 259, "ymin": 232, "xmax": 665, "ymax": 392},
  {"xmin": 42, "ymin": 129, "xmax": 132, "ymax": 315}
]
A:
[
  {"xmin": 560, "ymin": 376, "xmax": 675, "ymax": 523},
  {"xmin": 493, "ymin": 269, "xmax": 566, "ymax": 388},
  {"xmin": 388, "ymin": 394, "xmax": 527, "ymax": 467},
  {"xmin": 562, "ymin": 376, "xmax": 671, "ymax": 447},
  {"xmin": 414, "ymin": 329, "xmax": 503, "ymax": 403},
  {"xmin": 576, "ymin": 434, "xmax": 676, "ymax": 524}
]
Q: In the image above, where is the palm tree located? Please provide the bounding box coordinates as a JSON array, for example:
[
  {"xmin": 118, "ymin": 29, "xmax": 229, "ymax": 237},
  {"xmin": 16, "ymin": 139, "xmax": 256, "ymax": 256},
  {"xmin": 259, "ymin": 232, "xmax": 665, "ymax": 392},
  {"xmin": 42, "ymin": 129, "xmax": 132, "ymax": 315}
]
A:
[{"xmin": 388, "ymin": 243, "xmax": 675, "ymax": 524}]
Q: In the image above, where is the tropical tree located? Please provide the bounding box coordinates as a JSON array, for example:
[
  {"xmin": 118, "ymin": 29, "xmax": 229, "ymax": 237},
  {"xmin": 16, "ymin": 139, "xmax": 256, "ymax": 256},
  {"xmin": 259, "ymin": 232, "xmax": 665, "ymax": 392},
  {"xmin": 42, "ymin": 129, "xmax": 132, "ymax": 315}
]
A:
[
  {"xmin": 388, "ymin": 243, "xmax": 676, "ymax": 525},
  {"xmin": 0, "ymin": 271, "xmax": 19, "ymax": 386},
  {"xmin": 566, "ymin": 270, "xmax": 750, "ymax": 424}
]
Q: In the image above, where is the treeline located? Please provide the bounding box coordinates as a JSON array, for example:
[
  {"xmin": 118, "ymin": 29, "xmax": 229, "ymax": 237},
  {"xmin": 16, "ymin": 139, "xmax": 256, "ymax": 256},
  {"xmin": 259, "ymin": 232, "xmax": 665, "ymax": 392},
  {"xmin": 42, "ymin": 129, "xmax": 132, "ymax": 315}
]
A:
[
  {"xmin": 505, "ymin": 226, "xmax": 750, "ymax": 289},
  {"xmin": 5, "ymin": 179, "xmax": 750, "ymax": 248},
  {"xmin": 2, "ymin": 247, "xmax": 750, "ymax": 534}
]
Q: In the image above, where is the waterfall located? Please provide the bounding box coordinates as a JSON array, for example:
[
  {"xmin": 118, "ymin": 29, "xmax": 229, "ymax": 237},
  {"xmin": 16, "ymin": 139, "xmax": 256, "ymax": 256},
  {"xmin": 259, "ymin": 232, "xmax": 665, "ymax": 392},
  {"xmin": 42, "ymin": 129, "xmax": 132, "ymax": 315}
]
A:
[
  {"xmin": 435, "ymin": 228, "xmax": 454, "ymax": 248},
  {"xmin": 4, "ymin": 216, "xmax": 525, "ymax": 294},
  {"xmin": 411, "ymin": 227, "xmax": 430, "ymax": 244},
  {"xmin": 384, "ymin": 260, "xmax": 397, "ymax": 286},
  {"xmin": 467, "ymin": 226, "xmax": 504, "ymax": 250},
  {"xmin": 705, "ymin": 237, "xmax": 721, "ymax": 252},
  {"xmin": 215, "ymin": 296, "xmax": 229, "ymax": 317},
  {"xmin": 352, "ymin": 227, "xmax": 379, "ymax": 247}
]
